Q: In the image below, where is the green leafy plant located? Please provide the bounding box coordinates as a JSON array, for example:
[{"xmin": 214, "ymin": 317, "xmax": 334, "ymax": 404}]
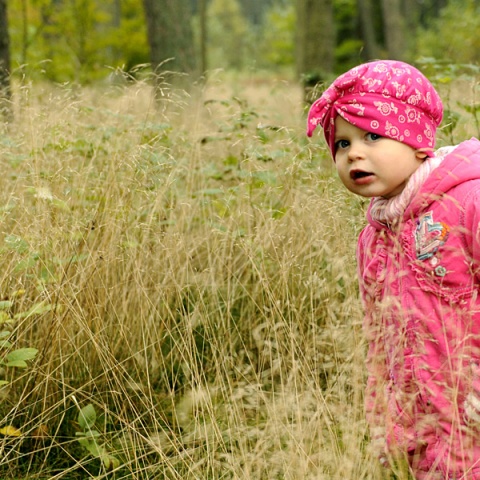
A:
[
  {"xmin": 458, "ymin": 101, "xmax": 480, "ymax": 138},
  {"xmin": 0, "ymin": 300, "xmax": 39, "ymax": 440},
  {"xmin": 0, "ymin": 301, "xmax": 38, "ymax": 386},
  {"xmin": 74, "ymin": 400, "xmax": 120, "ymax": 472}
]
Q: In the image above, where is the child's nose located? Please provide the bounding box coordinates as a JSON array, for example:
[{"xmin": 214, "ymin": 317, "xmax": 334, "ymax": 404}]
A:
[{"xmin": 348, "ymin": 141, "xmax": 366, "ymax": 162}]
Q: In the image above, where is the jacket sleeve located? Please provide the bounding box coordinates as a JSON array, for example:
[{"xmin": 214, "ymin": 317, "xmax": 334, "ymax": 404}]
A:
[
  {"xmin": 357, "ymin": 228, "xmax": 389, "ymax": 462},
  {"xmin": 462, "ymin": 185, "xmax": 480, "ymax": 282},
  {"xmin": 460, "ymin": 187, "xmax": 480, "ymax": 428}
]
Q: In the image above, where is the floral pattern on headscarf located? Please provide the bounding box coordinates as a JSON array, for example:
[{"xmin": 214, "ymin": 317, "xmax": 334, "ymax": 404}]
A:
[{"xmin": 307, "ymin": 60, "xmax": 444, "ymax": 157}]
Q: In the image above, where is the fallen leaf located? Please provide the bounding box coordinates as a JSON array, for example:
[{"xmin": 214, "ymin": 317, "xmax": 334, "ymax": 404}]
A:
[{"xmin": 0, "ymin": 425, "xmax": 22, "ymax": 436}]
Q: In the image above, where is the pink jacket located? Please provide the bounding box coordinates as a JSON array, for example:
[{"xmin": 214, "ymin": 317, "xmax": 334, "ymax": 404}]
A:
[{"xmin": 358, "ymin": 138, "xmax": 480, "ymax": 479}]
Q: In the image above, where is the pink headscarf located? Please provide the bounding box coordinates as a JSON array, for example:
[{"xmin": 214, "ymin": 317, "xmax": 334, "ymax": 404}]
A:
[{"xmin": 306, "ymin": 60, "xmax": 444, "ymax": 157}]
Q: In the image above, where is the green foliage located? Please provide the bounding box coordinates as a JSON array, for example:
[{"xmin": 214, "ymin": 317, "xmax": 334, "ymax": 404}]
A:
[
  {"xmin": 333, "ymin": 0, "xmax": 363, "ymax": 69},
  {"xmin": 108, "ymin": 0, "xmax": 149, "ymax": 72},
  {"xmin": 256, "ymin": 2, "xmax": 295, "ymax": 68},
  {"xmin": 0, "ymin": 293, "xmax": 39, "ymax": 444},
  {"xmin": 2, "ymin": 347, "xmax": 38, "ymax": 369},
  {"xmin": 335, "ymin": 39, "xmax": 364, "ymax": 69},
  {"xmin": 442, "ymin": 109, "xmax": 460, "ymax": 145},
  {"xmin": 8, "ymin": 0, "xmax": 148, "ymax": 82},
  {"xmin": 207, "ymin": 0, "xmax": 251, "ymax": 70},
  {"xmin": 416, "ymin": 0, "xmax": 480, "ymax": 64},
  {"xmin": 6, "ymin": 0, "xmax": 480, "ymax": 85},
  {"xmin": 0, "ymin": 295, "xmax": 38, "ymax": 376},
  {"xmin": 416, "ymin": 58, "xmax": 480, "ymax": 142},
  {"xmin": 75, "ymin": 401, "xmax": 120, "ymax": 472}
]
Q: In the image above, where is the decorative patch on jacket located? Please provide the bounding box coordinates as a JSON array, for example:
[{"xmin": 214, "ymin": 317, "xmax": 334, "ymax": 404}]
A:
[{"xmin": 415, "ymin": 211, "xmax": 450, "ymax": 261}]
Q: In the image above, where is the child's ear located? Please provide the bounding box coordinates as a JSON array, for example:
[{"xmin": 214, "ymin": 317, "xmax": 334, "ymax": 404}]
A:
[{"xmin": 415, "ymin": 148, "xmax": 430, "ymax": 161}]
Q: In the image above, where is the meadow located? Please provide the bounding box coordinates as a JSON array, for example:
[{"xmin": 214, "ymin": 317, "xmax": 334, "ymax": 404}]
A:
[{"xmin": 0, "ymin": 67, "xmax": 476, "ymax": 479}]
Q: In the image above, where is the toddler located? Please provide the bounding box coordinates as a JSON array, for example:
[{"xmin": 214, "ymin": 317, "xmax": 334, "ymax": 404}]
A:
[{"xmin": 307, "ymin": 60, "xmax": 480, "ymax": 479}]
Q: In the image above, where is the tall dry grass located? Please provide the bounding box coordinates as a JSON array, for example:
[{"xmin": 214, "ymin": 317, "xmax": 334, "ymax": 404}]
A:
[{"xmin": 1, "ymin": 67, "xmax": 474, "ymax": 479}]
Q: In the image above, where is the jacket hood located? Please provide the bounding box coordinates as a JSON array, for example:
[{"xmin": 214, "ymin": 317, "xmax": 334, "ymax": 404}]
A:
[
  {"xmin": 365, "ymin": 138, "xmax": 480, "ymax": 229},
  {"xmin": 408, "ymin": 138, "xmax": 480, "ymax": 215}
]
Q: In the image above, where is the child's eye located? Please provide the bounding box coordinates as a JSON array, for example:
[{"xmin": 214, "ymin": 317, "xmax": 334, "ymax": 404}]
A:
[
  {"xmin": 335, "ymin": 139, "xmax": 350, "ymax": 150},
  {"xmin": 366, "ymin": 132, "xmax": 382, "ymax": 141}
]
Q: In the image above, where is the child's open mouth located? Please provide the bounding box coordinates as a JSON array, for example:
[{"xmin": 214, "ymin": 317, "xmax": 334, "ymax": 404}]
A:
[
  {"xmin": 350, "ymin": 169, "xmax": 376, "ymax": 186},
  {"xmin": 351, "ymin": 170, "xmax": 373, "ymax": 180}
]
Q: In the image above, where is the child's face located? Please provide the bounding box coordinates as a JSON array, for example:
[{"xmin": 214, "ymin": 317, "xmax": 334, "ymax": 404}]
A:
[{"xmin": 333, "ymin": 116, "xmax": 426, "ymax": 199}]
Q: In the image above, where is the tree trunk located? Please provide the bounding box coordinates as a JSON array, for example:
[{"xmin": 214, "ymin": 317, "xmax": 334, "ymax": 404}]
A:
[
  {"xmin": 0, "ymin": 0, "xmax": 12, "ymax": 121},
  {"xmin": 296, "ymin": 0, "xmax": 335, "ymax": 103},
  {"xmin": 381, "ymin": 0, "xmax": 406, "ymax": 59},
  {"xmin": 142, "ymin": 0, "xmax": 197, "ymax": 88},
  {"xmin": 358, "ymin": 0, "xmax": 380, "ymax": 61},
  {"xmin": 402, "ymin": 0, "xmax": 419, "ymax": 52},
  {"xmin": 199, "ymin": 0, "xmax": 207, "ymax": 75},
  {"xmin": 239, "ymin": 0, "xmax": 270, "ymax": 25}
]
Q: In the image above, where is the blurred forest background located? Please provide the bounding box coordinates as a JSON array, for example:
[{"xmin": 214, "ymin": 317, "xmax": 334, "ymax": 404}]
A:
[{"xmin": 0, "ymin": 0, "xmax": 479, "ymax": 92}]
